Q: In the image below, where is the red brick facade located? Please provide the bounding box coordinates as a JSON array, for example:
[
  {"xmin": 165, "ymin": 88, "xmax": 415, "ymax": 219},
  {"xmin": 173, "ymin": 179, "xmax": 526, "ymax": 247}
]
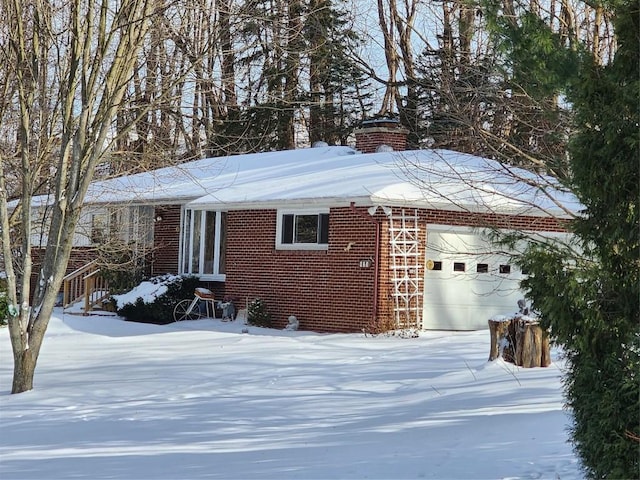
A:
[
  {"xmin": 30, "ymin": 247, "xmax": 99, "ymax": 291},
  {"xmin": 43, "ymin": 201, "xmax": 566, "ymax": 332},
  {"xmin": 145, "ymin": 202, "xmax": 566, "ymax": 333},
  {"xmin": 151, "ymin": 205, "xmax": 181, "ymax": 274},
  {"xmin": 223, "ymin": 207, "xmax": 379, "ymax": 332}
]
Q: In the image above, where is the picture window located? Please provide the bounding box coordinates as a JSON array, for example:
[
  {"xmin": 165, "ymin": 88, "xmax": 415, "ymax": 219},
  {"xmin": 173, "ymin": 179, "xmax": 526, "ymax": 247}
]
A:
[{"xmin": 181, "ymin": 209, "xmax": 227, "ymax": 279}]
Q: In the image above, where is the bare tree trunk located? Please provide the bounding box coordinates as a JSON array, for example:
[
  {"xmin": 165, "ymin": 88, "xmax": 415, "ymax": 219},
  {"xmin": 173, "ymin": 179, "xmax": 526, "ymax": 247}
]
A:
[
  {"xmin": 11, "ymin": 350, "xmax": 37, "ymax": 393},
  {"xmin": 308, "ymin": 0, "xmax": 325, "ymax": 145},
  {"xmin": 377, "ymin": 0, "xmax": 399, "ymax": 117},
  {"xmin": 1, "ymin": 0, "xmax": 155, "ymax": 394},
  {"xmin": 281, "ymin": 0, "xmax": 302, "ymax": 149},
  {"xmin": 219, "ymin": 0, "xmax": 237, "ymax": 112}
]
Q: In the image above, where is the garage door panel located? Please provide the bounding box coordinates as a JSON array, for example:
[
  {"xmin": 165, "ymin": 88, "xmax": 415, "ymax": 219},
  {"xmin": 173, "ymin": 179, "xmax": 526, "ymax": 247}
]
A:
[{"xmin": 423, "ymin": 228, "xmax": 525, "ymax": 330}]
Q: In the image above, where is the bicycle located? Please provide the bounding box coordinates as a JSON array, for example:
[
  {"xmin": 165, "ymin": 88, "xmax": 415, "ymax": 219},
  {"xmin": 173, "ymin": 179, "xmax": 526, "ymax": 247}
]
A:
[{"xmin": 173, "ymin": 287, "xmax": 218, "ymax": 322}]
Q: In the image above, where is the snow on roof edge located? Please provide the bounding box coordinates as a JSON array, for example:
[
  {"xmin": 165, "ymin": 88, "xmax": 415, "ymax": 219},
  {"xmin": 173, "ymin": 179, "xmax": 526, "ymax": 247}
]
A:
[{"xmin": 20, "ymin": 145, "xmax": 582, "ymax": 221}]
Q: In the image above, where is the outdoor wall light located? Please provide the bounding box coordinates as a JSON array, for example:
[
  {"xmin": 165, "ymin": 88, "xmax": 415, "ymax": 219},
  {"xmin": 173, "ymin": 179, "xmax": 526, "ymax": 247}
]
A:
[{"xmin": 367, "ymin": 205, "xmax": 392, "ymax": 216}]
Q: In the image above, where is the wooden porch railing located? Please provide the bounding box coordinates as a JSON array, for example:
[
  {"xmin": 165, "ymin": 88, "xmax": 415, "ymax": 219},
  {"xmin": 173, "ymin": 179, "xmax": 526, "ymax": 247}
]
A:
[{"xmin": 62, "ymin": 260, "xmax": 110, "ymax": 314}]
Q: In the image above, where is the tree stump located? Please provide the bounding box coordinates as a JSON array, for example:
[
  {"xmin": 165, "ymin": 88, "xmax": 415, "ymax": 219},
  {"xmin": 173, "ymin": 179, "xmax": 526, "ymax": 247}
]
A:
[
  {"xmin": 488, "ymin": 315, "xmax": 551, "ymax": 367},
  {"xmin": 488, "ymin": 316, "xmax": 511, "ymax": 361}
]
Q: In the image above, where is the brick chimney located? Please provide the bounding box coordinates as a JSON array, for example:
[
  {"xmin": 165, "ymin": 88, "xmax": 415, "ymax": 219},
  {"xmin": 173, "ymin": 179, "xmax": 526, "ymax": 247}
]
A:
[{"xmin": 354, "ymin": 118, "xmax": 409, "ymax": 153}]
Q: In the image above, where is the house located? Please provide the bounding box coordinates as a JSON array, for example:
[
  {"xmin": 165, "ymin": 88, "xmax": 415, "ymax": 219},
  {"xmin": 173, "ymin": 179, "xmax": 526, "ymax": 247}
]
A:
[{"xmin": 49, "ymin": 119, "xmax": 578, "ymax": 332}]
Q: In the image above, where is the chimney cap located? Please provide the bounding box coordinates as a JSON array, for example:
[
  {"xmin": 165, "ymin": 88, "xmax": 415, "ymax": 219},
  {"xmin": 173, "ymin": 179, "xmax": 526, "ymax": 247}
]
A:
[{"xmin": 360, "ymin": 118, "xmax": 401, "ymax": 129}]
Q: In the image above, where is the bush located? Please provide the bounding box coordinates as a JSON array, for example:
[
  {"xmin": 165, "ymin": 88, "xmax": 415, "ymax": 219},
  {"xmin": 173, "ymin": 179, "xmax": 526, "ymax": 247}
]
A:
[
  {"xmin": 97, "ymin": 244, "xmax": 150, "ymax": 294},
  {"xmin": 247, "ymin": 298, "xmax": 271, "ymax": 328},
  {"xmin": 116, "ymin": 274, "xmax": 200, "ymax": 324}
]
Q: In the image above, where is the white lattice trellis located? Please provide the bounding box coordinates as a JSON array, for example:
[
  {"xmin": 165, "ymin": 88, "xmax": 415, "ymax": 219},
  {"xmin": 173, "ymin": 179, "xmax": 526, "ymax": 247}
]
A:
[{"xmin": 388, "ymin": 209, "xmax": 423, "ymax": 329}]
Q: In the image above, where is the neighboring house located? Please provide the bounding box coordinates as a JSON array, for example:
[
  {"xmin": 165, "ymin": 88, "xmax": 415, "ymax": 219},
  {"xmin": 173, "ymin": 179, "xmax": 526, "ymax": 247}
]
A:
[{"xmin": 43, "ymin": 119, "xmax": 579, "ymax": 332}]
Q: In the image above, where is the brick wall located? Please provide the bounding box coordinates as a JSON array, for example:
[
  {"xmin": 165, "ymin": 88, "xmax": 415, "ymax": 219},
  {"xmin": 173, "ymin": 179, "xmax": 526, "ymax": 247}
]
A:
[
  {"xmin": 354, "ymin": 120, "xmax": 409, "ymax": 153},
  {"xmin": 28, "ymin": 200, "xmax": 565, "ymax": 332},
  {"xmin": 151, "ymin": 205, "xmax": 181, "ymax": 275},
  {"xmin": 31, "ymin": 247, "xmax": 99, "ymax": 277},
  {"xmin": 29, "ymin": 247, "xmax": 100, "ymax": 299},
  {"xmin": 420, "ymin": 209, "xmax": 568, "ymax": 232},
  {"xmin": 224, "ymin": 207, "xmax": 378, "ymax": 333}
]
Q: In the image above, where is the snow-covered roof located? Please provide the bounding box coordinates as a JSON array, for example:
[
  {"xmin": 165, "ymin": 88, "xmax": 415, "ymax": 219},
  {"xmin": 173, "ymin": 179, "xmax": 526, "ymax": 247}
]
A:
[{"xmin": 79, "ymin": 145, "xmax": 580, "ymax": 217}]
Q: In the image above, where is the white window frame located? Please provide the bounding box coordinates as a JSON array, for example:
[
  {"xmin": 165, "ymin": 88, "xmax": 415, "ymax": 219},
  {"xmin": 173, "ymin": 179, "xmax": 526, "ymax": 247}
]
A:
[
  {"xmin": 180, "ymin": 208, "xmax": 226, "ymax": 281},
  {"xmin": 276, "ymin": 208, "xmax": 330, "ymax": 250}
]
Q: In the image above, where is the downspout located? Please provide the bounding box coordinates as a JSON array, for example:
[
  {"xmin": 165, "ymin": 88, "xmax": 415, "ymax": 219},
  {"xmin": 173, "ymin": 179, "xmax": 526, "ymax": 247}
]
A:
[{"xmin": 350, "ymin": 202, "xmax": 382, "ymax": 323}]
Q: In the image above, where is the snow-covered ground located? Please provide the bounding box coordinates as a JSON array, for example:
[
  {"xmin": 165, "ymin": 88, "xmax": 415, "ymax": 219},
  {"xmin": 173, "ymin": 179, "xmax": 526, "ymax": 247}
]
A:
[{"xmin": 0, "ymin": 311, "xmax": 581, "ymax": 479}]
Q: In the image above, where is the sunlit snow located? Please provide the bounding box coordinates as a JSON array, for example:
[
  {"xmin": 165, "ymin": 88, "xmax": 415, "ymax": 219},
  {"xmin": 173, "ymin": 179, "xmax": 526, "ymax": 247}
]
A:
[
  {"xmin": 26, "ymin": 146, "xmax": 581, "ymax": 217},
  {"xmin": 0, "ymin": 311, "xmax": 581, "ymax": 479}
]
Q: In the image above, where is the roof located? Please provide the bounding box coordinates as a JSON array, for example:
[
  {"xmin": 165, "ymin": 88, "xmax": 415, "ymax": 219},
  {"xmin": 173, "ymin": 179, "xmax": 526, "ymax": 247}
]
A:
[{"xmin": 77, "ymin": 146, "xmax": 581, "ymax": 217}]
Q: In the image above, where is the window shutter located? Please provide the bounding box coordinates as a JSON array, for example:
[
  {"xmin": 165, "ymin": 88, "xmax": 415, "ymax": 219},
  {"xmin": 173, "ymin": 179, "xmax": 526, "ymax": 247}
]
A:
[
  {"xmin": 319, "ymin": 213, "xmax": 329, "ymax": 244},
  {"xmin": 282, "ymin": 214, "xmax": 294, "ymax": 243}
]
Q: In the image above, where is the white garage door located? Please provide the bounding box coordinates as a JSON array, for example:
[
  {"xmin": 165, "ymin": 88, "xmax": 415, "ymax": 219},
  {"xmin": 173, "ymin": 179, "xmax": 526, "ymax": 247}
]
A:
[{"xmin": 422, "ymin": 226, "xmax": 525, "ymax": 330}]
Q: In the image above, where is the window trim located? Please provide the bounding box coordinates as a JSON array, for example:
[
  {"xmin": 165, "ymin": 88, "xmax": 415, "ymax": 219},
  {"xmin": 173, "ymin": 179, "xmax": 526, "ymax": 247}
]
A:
[
  {"xmin": 180, "ymin": 208, "xmax": 227, "ymax": 281},
  {"xmin": 276, "ymin": 208, "xmax": 330, "ymax": 250}
]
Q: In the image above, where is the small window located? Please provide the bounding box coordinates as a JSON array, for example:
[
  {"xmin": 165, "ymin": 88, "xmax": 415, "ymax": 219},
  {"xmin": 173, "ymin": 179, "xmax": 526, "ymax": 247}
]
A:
[
  {"xmin": 278, "ymin": 210, "xmax": 329, "ymax": 249},
  {"xmin": 453, "ymin": 262, "xmax": 466, "ymax": 272},
  {"xmin": 521, "ymin": 266, "xmax": 530, "ymax": 275},
  {"xmin": 499, "ymin": 264, "xmax": 511, "ymax": 274},
  {"xmin": 432, "ymin": 261, "xmax": 442, "ymax": 271},
  {"xmin": 476, "ymin": 263, "xmax": 489, "ymax": 273}
]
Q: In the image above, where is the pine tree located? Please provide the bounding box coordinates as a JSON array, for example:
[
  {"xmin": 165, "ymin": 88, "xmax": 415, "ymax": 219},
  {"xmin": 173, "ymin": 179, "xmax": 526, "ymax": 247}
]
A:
[
  {"xmin": 305, "ymin": 0, "xmax": 372, "ymax": 145},
  {"xmin": 485, "ymin": 4, "xmax": 578, "ymax": 176},
  {"xmin": 518, "ymin": 2, "xmax": 639, "ymax": 477}
]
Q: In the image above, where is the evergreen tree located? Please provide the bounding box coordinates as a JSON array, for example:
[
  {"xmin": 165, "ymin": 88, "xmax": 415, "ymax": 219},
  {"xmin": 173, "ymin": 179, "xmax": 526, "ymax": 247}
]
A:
[
  {"xmin": 217, "ymin": 0, "xmax": 370, "ymax": 153},
  {"xmin": 485, "ymin": 4, "xmax": 578, "ymax": 177},
  {"xmin": 305, "ymin": 0, "xmax": 372, "ymax": 145},
  {"xmin": 517, "ymin": 2, "xmax": 639, "ymax": 477}
]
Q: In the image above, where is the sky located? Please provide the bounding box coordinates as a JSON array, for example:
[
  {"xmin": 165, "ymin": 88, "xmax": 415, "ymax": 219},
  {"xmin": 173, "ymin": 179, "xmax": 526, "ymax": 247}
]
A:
[{"xmin": 0, "ymin": 309, "xmax": 582, "ymax": 480}]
